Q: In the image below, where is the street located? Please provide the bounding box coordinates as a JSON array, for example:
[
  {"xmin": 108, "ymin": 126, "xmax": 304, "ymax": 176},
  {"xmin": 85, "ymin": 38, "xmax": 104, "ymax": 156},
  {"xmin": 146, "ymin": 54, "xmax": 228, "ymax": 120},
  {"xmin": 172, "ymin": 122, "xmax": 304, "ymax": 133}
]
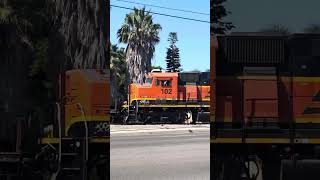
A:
[{"xmin": 110, "ymin": 125, "xmax": 210, "ymax": 180}]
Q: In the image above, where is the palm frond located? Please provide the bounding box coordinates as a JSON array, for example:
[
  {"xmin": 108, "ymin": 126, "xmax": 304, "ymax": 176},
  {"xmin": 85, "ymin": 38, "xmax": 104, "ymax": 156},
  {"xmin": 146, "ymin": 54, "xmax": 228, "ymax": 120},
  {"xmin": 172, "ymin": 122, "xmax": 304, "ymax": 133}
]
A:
[{"xmin": 117, "ymin": 7, "xmax": 162, "ymax": 84}]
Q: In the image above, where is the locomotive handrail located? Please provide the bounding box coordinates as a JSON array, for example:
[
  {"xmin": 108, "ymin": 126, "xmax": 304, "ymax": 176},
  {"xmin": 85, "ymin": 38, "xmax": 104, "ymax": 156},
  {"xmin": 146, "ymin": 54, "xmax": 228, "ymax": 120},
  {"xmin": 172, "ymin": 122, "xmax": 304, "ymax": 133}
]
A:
[
  {"xmin": 245, "ymin": 116, "xmax": 280, "ymax": 120},
  {"xmin": 55, "ymin": 102, "xmax": 62, "ymax": 175},
  {"xmin": 76, "ymin": 103, "xmax": 89, "ymax": 162},
  {"xmin": 76, "ymin": 103, "xmax": 89, "ymax": 180},
  {"xmin": 245, "ymin": 98, "xmax": 279, "ymax": 118}
]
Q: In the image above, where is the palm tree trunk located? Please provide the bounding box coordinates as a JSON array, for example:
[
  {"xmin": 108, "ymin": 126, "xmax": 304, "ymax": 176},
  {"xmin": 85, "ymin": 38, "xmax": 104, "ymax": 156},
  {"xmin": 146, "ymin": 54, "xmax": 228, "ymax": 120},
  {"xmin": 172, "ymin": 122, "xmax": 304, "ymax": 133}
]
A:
[{"xmin": 126, "ymin": 46, "xmax": 151, "ymax": 84}]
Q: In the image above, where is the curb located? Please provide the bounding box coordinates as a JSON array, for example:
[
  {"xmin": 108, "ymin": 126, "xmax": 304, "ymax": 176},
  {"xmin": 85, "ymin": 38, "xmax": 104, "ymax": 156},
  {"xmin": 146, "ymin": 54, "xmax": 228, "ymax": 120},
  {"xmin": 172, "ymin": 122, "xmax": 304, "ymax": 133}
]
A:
[{"xmin": 111, "ymin": 127, "xmax": 209, "ymax": 134}]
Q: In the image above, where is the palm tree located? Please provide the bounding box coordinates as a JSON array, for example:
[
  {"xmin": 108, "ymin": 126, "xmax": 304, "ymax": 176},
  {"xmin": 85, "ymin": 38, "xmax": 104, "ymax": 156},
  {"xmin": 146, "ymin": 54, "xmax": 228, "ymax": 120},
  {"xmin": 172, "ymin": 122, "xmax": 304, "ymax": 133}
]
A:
[
  {"xmin": 0, "ymin": 0, "xmax": 35, "ymax": 46},
  {"xmin": 117, "ymin": 7, "xmax": 161, "ymax": 84}
]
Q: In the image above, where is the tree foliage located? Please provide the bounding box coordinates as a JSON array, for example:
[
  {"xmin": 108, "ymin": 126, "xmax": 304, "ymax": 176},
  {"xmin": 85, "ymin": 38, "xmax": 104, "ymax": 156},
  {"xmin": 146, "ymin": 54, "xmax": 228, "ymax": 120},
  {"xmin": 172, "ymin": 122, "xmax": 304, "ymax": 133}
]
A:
[
  {"xmin": 304, "ymin": 24, "xmax": 320, "ymax": 33},
  {"xmin": 0, "ymin": 1, "xmax": 32, "ymax": 38},
  {"xmin": 152, "ymin": 65, "xmax": 163, "ymax": 70},
  {"xmin": 0, "ymin": 0, "xmax": 54, "ymax": 128},
  {"xmin": 259, "ymin": 24, "xmax": 290, "ymax": 35},
  {"xmin": 0, "ymin": 0, "xmax": 51, "ymax": 45},
  {"xmin": 211, "ymin": 0, "xmax": 234, "ymax": 34},
  {"xmin": 29, "ymin": 39, "xmax": 49, "ymax": 77},
  {"xmin": 117, "ymin": 7, "xmax": 161, "ymax": 84},
  {"xmin": 110, "ymin": 44, "xmax": 128, "ymax": 107},
  {"xmin": 0, "ymin": 0, "xmax": 52, "ymax": 77},
  {"xmin": 190, "ymin": 69, "xmax": 201, "ymax": 73},
  {"xmin": 166, "ymin": 32, "xmax": 181, "ymax": 72}
]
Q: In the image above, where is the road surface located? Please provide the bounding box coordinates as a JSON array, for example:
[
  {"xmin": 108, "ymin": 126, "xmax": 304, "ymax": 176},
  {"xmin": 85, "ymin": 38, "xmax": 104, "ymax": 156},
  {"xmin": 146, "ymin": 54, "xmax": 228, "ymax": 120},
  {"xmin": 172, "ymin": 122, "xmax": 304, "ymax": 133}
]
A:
[{"xmin": 110, "ymin": 125, "xmax": 210, "ymax": 180}]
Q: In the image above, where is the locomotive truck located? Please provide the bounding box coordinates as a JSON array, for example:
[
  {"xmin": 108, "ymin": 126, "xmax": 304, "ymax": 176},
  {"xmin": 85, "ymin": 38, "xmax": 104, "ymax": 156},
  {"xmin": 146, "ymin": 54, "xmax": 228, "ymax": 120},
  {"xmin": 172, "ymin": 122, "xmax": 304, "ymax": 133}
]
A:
[
  {"xmin": 211, "ymin": 33, "xmax": 320, "ymax": 180},
  {"xmin": 121, "ymin": 69, "xmax": 210, "ymax": 124},
  {"xmin": 0, "ymin": 69, "xmax": 110, "ymax": 180}
]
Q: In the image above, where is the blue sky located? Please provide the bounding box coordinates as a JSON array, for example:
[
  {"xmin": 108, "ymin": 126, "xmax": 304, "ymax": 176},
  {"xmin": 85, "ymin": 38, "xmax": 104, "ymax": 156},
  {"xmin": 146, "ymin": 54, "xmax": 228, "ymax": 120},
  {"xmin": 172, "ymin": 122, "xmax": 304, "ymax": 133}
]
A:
[
  {"xmin": 225, "ymin": 0, "xmax": 320, "ymax": 32},
  {"xmin": 110, "ymin": 0, "xmax": 210, "ymax": 72}
]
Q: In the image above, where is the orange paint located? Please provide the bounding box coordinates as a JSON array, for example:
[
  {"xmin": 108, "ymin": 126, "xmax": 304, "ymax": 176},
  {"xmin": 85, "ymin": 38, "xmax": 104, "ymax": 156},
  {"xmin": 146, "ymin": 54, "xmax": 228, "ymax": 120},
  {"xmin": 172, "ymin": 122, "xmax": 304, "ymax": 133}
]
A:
[
  {"xmin": 129, "ymin": 72, "xmax": 210, "ymax": 103},
  {"xmin": 64, "ymin": 69, "xmax": 110, "ymax": 135}
]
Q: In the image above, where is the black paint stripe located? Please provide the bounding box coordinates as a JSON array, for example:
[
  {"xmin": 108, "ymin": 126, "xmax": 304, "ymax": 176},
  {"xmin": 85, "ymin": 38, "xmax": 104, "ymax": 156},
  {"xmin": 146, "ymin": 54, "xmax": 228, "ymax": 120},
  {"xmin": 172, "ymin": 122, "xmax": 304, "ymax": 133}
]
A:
[
  {"xmin": 313, "ymin": 91, "xmax": 320, "ymax": 102},
  {"xmin": 303, "ymin": 107, "xmax": 320, "ymax": 114}
]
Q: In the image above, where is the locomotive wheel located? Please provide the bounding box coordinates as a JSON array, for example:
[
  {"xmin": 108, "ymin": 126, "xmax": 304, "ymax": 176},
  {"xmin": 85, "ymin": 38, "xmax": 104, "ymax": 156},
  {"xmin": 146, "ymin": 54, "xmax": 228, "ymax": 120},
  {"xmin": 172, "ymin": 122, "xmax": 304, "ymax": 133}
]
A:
[
  {"xmin": 143, "ymin": 116, "xmax": 152, "ymax": 125},
  {"xmin": 212, "ymin": 155, "xmax": 242, "ymax": 180},
  {"xmin": 280, "ymin": 159, "xmax": 320, "ymax": 180},
  {"xmin": 212, "ymin": 156, "xmax": 225, "ymax": 180},
  {"xmin": 88, "ymin": 157, "xmax": 109, "ymax": 180},
  {"xmin": 260, "ymin": 157, "xmax": 280, "ymax": 180},
  {"xmin": 192, "ymin": 112, "xmax": 198, "ymax": 124}
]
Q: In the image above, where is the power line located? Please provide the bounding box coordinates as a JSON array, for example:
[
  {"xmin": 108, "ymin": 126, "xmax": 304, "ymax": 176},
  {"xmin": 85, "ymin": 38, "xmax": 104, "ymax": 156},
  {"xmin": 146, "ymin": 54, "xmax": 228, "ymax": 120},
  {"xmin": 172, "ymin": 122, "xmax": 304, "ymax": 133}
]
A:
[
  {"xmin": 114, "ymin": 0, "xmax": 209, "ymax": 16},
  {"xmin": 110, "ymin": 4, "xmax": 210, "ymax": 24}
]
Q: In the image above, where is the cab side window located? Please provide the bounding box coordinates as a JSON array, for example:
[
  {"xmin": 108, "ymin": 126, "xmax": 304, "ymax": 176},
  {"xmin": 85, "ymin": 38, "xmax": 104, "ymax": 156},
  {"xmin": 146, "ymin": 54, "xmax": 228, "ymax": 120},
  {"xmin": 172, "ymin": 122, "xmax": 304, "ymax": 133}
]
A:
[
  {"xmin": 162, "ymin": 80, "xmax": 172, "ymax": 87},
  {"xmin": 155, "ymin": 79, "xmax": 172, "ymax": 87},
  {"xmin": 156, "ymin": 79, "xmax": 161, "ymax": 86}
]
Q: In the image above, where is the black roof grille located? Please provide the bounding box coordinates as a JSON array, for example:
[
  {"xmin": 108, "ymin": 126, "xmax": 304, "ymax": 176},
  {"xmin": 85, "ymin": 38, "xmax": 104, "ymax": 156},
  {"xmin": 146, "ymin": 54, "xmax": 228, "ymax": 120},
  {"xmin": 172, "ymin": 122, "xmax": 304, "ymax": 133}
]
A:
[{"xmin": 224, "ymin": 35, "xmax": 287, "ymax": 64}]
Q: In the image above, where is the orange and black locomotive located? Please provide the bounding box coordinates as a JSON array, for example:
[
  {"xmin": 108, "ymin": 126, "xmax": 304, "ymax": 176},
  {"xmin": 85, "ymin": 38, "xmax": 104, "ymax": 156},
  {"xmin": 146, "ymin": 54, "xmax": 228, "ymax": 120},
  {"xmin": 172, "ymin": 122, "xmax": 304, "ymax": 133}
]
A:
[
  {"xmin": 122, "ymin": 70, "xmax": 210, "ymax": 124},
  {"xmin": 211, "ymin": 33, "xmax": 320, "ymax": 180}
]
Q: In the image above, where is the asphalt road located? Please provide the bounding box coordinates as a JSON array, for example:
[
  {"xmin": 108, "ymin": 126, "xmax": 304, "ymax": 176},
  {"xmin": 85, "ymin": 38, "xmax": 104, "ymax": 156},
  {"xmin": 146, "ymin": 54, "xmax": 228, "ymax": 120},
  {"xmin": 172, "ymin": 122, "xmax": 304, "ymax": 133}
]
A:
[{"xmin": 110, "ymin": 127, "xmax": 210, "ymax": 180}]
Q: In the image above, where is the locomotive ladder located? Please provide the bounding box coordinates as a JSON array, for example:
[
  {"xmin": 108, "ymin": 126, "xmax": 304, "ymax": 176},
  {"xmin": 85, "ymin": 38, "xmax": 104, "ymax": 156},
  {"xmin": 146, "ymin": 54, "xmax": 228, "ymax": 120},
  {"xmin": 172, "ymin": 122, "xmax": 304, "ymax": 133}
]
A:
[{"xmin": 52, "ymin": 102, "xmax": 88, "ymax": 180}]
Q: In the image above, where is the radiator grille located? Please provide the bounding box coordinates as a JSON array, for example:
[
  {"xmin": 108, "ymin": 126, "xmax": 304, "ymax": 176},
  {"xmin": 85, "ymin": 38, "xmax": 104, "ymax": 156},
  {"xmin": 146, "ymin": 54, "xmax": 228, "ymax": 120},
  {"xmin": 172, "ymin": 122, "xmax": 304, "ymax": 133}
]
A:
[{"xmin": 225, "ymin": 36, "xmax": 286, "ymax": 64}]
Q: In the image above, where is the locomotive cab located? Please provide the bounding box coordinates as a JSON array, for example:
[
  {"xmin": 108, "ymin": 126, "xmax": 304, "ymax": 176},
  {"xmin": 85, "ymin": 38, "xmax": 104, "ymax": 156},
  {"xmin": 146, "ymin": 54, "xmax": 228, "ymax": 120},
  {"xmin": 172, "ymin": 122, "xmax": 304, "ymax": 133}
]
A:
[
  {"xmin": 128, "ymin": 72, "xmax": 178, "ymax": 105},
  {"xmin": 147, "ymin": 72, "xmax": 178, "ymax": 99}
]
